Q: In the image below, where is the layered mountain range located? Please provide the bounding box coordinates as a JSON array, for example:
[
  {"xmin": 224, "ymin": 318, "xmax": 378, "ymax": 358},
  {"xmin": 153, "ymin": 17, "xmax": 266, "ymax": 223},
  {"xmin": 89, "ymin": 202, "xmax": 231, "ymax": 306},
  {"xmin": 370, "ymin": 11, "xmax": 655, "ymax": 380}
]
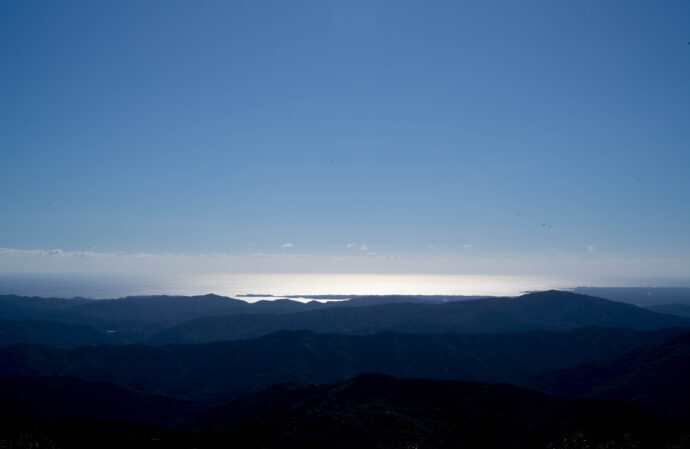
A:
[{"xmin": 1, "ymin": 289, "xmax": 689, "ymax": 448}]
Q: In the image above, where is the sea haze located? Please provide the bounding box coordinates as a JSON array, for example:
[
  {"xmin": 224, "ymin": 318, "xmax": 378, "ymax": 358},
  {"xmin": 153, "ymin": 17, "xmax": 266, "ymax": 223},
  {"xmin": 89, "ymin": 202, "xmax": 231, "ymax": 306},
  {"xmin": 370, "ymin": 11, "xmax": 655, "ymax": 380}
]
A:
[{"xmin": 1, "ymin": 272, "xmax": 688, "ymax": 300}]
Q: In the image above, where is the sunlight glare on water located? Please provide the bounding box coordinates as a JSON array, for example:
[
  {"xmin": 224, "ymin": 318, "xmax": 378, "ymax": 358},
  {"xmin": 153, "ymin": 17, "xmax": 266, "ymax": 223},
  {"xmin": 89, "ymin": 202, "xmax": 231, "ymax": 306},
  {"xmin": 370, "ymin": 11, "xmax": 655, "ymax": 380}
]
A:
[
  {"xmin": 195, "ymin": 273, "xmax": 573, "ymax": 300},
  {"xmin": 0, "ymin": 272, "xmax": 578, "ymax": 300}
]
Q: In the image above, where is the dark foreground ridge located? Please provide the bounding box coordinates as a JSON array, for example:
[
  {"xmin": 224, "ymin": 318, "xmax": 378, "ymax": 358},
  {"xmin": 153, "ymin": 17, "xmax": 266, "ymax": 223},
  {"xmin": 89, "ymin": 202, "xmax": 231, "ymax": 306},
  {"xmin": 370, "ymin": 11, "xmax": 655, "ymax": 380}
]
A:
[
  {"xmin": 188, "ymin": 373, "xmax": 679, "ymax": 449},
  {"xmin": 528, "ymin": 331, "xmax": 690, "ymax": 424},
  {"xmin": 0, "ymin": 373, "xmax": 681, "ymax": 449},
  {"xmin": 1, "ymin": 327, "xmax": 687, "ymax": 403},
  {"xmin": 0, "ymin": 375, "xmax": 200, "ymax": 427}
]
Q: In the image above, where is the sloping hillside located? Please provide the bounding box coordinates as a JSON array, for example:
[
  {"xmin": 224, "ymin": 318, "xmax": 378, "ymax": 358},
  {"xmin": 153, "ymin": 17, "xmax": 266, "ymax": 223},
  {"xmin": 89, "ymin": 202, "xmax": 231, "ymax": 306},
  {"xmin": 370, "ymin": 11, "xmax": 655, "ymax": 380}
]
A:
[
  {"xmin": 188, "ymin": 373, "xmax": 668, "ymax": 449},
  {"xmin": 0, "ymin": 327, "xmax": 685, "ymax": 403},
  {"xmin": 527, "ymin": 331, "xmax": 690, "ymax": 423}
]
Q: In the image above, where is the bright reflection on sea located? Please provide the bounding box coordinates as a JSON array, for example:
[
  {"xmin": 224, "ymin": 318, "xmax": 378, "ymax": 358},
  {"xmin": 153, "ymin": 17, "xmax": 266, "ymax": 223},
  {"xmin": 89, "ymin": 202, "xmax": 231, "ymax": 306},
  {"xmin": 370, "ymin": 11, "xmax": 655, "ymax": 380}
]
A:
[
  {"xmin": 0, "ymin": 272, "xmax": 581, "ymax": 300},
  {"xmin": 192, "ymin": 273, "xmax": 574, "ymax": 300}
]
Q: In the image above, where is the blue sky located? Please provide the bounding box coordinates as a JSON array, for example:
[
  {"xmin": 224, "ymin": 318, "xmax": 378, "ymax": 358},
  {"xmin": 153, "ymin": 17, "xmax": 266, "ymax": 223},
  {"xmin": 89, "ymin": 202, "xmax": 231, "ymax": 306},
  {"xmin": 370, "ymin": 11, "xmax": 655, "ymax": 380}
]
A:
[{"xmin": 1, "ymin": 1, "xmax": 689, "ymax": 277}]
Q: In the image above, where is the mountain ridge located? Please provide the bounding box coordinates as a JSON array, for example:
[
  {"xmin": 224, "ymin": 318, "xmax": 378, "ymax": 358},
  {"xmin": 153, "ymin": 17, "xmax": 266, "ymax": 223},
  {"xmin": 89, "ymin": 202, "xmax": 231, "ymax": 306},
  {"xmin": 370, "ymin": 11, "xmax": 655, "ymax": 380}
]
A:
[
  {"xmin": 1, "ymin": 327, "xmax": 686, "ymax": 403},
  {"xmin": 526, "ymin": 331, "xmax": 690, "ymax": 423},
  {"xmin": 151, "ymin": 290, "xmax": 690, "ymax": 343}
]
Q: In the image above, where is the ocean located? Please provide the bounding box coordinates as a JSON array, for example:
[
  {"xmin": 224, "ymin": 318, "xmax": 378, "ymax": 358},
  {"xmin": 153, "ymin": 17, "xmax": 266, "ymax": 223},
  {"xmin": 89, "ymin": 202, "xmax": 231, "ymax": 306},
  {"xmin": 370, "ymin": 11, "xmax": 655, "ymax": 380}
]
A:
[{"xmin": 1, "ymin": 272, "xmax": 682, "ymax": 301}]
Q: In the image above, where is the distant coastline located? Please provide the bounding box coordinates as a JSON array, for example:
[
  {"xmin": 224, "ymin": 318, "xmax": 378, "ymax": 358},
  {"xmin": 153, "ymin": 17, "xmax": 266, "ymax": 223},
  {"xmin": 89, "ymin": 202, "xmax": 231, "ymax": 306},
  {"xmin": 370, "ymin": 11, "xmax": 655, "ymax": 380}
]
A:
[{"xmin": 1, "ymin": 272, "xmax": 690, "ymax": 307}]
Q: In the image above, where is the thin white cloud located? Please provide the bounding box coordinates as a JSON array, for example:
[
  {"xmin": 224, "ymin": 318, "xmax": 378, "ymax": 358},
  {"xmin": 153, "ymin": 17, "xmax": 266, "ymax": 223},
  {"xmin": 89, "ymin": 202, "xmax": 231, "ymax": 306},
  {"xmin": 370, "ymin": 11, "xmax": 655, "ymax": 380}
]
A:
[
  {"xmin": 586, "ymin": 245, "xmax": 596, "ymax": 252},
  {"xmin": 360, "ymin": 244, "xmax": 368, "ymax": 251},
  {"xmin": 1, "ymin": 247, "xmax": 688, "ymax": 279},
  {"xmin": 464, "ymin": 244, "xmax": 473, "ymax": 248},
  {"xmin": 346, "ymin": 243, "xmax": 356, "ymax": 248},
  {"xmin": 281, "ymin": 243, "xmax": 294, "ymax": 248}
]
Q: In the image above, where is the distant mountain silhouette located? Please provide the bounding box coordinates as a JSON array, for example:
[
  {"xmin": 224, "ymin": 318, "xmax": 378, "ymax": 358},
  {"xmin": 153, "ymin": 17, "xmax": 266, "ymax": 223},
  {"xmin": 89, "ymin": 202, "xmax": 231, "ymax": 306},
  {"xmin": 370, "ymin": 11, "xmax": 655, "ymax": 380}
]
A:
[
  {"xmin": 0, "ymin": 327, "xmax": 685, "ymax": 403},
  {"xmin": 571, "ymin": 287, "xmax": 690, "ymax": 307},
  {"xmin": 186, "ymin": 373, "xmax": 670, "ymax": 449},
  {"xmin": 527, "ymin": 331, "xmax": 690, "ymax": 423},
  {"xmin": 0, "ymin": 295, "xmax": 90, "ymax": 317},
  {"xmin": 645, "ymin": 303, "xmax": 690, "ymax": 317},
  {"xmin": 151, "ymin": 290, "xmax": 690, "ymax": 343},
  {"xmin": 4, "ymin": 291, "xmax": 685, "ymax": 345},
  {"xmin": 0, "ymin": 294, "xmax": 479, "ymax": 340},
  {"xmin": 0, "ymin": 294, "xmax": 320, "ymax": 332}
]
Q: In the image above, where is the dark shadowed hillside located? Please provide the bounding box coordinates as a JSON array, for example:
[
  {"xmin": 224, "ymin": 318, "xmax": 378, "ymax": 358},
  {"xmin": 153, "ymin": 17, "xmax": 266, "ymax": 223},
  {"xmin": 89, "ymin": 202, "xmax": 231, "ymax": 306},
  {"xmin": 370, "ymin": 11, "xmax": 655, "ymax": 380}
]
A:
[
  {"xmin": 0, "ymin": 320, "xmax": 121, "ymax": 348},
  {"xmin": 187, "ymin": 373, "xmax": 670, "ymax": 449},
  {"xmin": 646, "ymin": 303, "xmax": 690, "ymax": 318},
  {"xmin": 0, "ymin": 374, "xmax": 681, "ymax": 449},
  {"xmin": 527, "ymin": 331, "xmax": 690, "ymax": 423},
  {"xmin": 0, "ymin": 375, "xmax": 200, "ymax": 427},
  {"xmin": 0, "ymin": 327, "xmax": 686, "ymax": 403},
  {"xmin": 151, "ymin": 290, "xmax": 690, "ymax": 343}
]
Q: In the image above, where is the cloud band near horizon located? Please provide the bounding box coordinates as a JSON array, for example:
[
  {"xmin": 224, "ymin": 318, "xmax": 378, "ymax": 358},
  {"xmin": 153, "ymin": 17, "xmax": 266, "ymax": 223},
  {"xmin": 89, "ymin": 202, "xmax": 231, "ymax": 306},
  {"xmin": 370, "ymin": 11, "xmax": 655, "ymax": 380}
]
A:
[{"xmin": 0, "ymin": 247, "xmax": 688, "ymax": 281}]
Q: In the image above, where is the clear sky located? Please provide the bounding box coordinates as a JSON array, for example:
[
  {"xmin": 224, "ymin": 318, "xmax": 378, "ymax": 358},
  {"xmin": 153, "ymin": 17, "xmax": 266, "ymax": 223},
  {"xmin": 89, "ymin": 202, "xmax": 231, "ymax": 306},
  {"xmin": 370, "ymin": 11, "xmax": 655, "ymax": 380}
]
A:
[{"xmin": 1, "ymin": 1, "xmax": 689, "ymax": 278}]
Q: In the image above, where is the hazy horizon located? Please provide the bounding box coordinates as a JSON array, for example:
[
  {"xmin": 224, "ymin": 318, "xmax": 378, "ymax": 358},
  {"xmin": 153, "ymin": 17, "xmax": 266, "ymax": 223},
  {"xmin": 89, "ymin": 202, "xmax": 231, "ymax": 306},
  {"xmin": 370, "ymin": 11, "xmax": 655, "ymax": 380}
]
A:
[{"xmin": 2, "ymin": 271, "xmax": 690, "ymax": 301}]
